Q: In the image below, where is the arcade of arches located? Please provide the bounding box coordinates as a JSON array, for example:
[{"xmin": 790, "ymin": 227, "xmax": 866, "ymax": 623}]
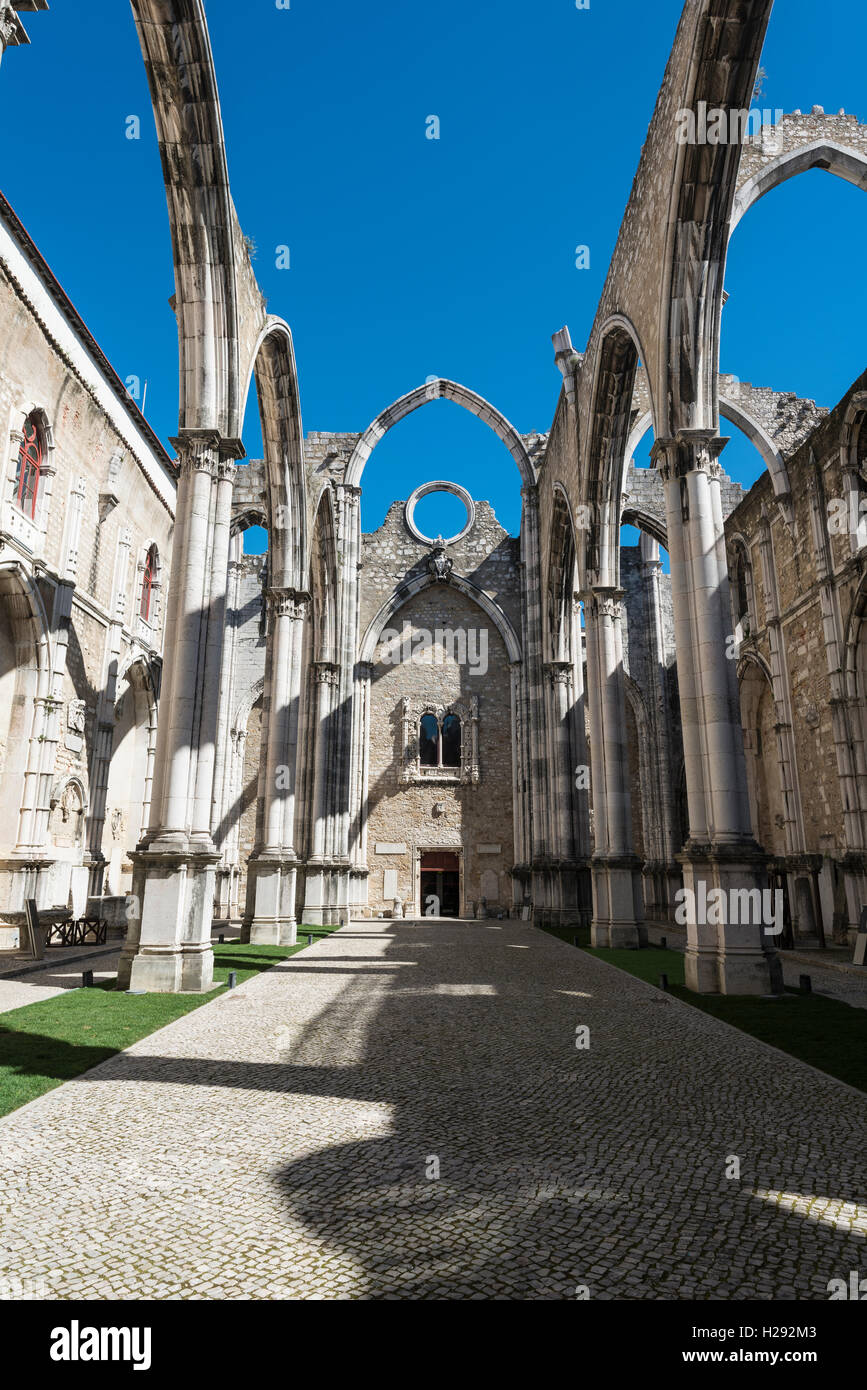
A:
[{"xmin": 0, "ymin": 2, "xmax": 865, "ymax": 1003}]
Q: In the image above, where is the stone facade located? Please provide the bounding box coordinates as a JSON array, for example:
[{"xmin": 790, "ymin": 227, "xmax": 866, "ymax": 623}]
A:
[{"xmin": 0, "ymin": 192, "xmax": 174, "ymax": 947}]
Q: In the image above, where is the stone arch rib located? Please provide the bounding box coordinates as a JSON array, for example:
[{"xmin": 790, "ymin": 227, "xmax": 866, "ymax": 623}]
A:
[
  {"xmin": 583, "ymin": 322, "xmax": 641, "ymax": 587},
  {"xmin": 732, "ymin": 133, "xmax": 867, "ymax": 234},
  {"xmin": 359, "ymin": 571, "xmax": 522, "ymax": 667},
  {"xmin": 345, "ymin": 379, "xmax": 535, "ymax": 490},
  {"xmin": 131, "ymin": 0, "xmax": 261, "ymax": 437},
  {"xmin": 242, "ymin": 317, "xmax": 307, "ymax": 589}
]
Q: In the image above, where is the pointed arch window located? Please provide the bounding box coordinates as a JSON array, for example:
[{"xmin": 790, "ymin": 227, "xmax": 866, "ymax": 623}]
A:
[
  {"xmin": 15, "ymin": 414, "xmax": 43, "ymax": 518},
  {"xmin": 140, "ymin": 545, "xmax": 158, "ymax": 621}
]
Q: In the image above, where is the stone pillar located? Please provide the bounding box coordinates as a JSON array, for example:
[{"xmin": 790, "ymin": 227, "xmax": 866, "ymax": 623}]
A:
[
  {"xmin": 638, "ymin": 533, "xmax": 681, "ymax": 921},
  {"xmin": 653, "ymin": 432, "xmax": 781, "ymax": 994},
  {"xmin": 329, "ymin": 484, "xmax": 362, "ymax": 923},
  {"xmin": 582, "ymin": 587, "xmax": 644, "ymax": 947},
  {"xmin": 303, "ymin": 661, "xmax": 340, "ymax": 925},
  {"xmin": 87, "ymin": 524, "xmax": 131, "ymax": 897},
  {"xmin": 121, "ymin": 431, "xmax": 242, "ymax": 993},
  {"xmin": 544, "ymin": 660, "xmax": 579, "ymax": 922},
  {"xmin": 243, "ymin": 587, "xmax": 309, "ymax": 944}
]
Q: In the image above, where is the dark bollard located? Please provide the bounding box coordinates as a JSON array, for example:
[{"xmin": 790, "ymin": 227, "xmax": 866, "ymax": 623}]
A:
[
  {"xmin": 307, "ymin": 933, "xmax": 314, "ymax": 947},
  {"xmin": 660, "ymin": 936, "xmax": 667, "ymax": 950},
  {"xmin": 659, "ymin": 973, "xmax": 669, "ymax": 992},
  {"xmin": 227, "ymin": 971, "xmax": 237, "ymax": 990},
  {"xmin": 82, "ymin": 969, "xmax": 94, "ymax": 989},
  {"xmin": 218, "ymin": 933, "xmax": 225, "ymax": 944},
  {"xmin": 573, "ymin": 935, "xmax": 579, "ymax": 948},
  {"xmin": 800, "ymin": 974, "xmax": 812, "ymax": 994}
]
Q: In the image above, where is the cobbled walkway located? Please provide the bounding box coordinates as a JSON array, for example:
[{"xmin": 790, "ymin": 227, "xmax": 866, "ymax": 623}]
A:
[{"xmin": 0, "ymin": 919, "xmax": 865, "ymax": 1300}]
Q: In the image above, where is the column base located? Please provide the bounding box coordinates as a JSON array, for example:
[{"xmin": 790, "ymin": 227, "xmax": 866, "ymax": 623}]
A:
[
  {"xmin": 678, "ymin": 841, "xmax": 783, "ymax": 996},
  {"xmin": 118, "ymin": 841, "xmax": 219, "ymax": 994},
  {"xmin": 241, "ymin": 855, "xmax": 298, "ymax": 946},
  {"xmin": 590, "ymin": 854, "xmax": 645, "ymax": 948},
  {"xmin": 302, "ymin": 861, "xmax": 351, "ymax": 926}
]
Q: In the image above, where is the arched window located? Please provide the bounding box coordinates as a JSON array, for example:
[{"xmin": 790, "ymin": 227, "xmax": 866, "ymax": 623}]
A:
[
  {"xmin": 15, "ymin": 414, "xmax": 43, "ymax": 518},
  {"xmin": 140, "ymin": 545, "xmax": 158, "ymax": 621},
  {"xmin": 735, "ymin": 551, "xmax": 750, "ymax": 625},
  {"xmin": 418, "ymin": 711, "xmax": 462, "ymax": 769},
  {"xmin": 419, "ymin": 713, "xmax": 439, "ymax": 767},
  {"xmin": 441, "ymin": 713, "xmax": 461, "ymax": 767}
]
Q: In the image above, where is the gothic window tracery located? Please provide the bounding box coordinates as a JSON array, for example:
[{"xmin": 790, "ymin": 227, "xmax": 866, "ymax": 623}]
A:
[
  {"xmin": 15, "ymin": 413, "xmax": 43, "ymax": 518},
  {"xmin": 400, "ymin": 697, "xmax": 479, "ymax": 784},
  {"xmin": 140, "ymin": 545, "xmax": 158, "ymax": 621}
]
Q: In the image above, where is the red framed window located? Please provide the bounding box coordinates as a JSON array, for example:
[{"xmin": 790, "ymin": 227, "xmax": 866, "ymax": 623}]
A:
[
  {"xmin": 140, "ymin": 546, "xmax": 156, "ymax": 621},
  {"xmin": 15, "ymin": 416, "xmax": 43, "ymax": 518}
]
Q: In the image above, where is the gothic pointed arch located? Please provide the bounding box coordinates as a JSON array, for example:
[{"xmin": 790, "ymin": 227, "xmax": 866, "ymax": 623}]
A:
[
  {"xmin": 359, "ymin": 569, "xmax": 522, "ymax": 667},
  {"xmin": 731, "ymin": 126, "xmax": 867, "ymax": 233},
  {"xmin": 240, "ymin": 317, "xmax": 308, "ymax": 588},
  {"xmin": 582, "ymin": 319, "xmax": 644, "ymax": 587},
  {"xmin": 345, "ymin": 378, "xmax": 535, "ymax": 491},
  {"xmin": 546, "ymin": 485, "xmax": 579, "ymax": 663},
  {"xmin": 658, "ymin": 0, "xmax": 774, "ymax": 435},
  {"xmin": 308, "ymin": 488, "xmax": 339, "ymax": 664}
]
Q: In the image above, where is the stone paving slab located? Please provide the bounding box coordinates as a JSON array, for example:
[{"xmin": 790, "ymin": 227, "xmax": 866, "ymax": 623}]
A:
[{"xmin": 0, "ymin": 919, "xmax": 864, "ymax": 1301}]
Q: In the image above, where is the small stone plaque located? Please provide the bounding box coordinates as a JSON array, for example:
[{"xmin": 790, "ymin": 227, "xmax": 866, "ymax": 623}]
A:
[
  {"xmin": 477, "ymin": 844, "xmax": 501, "ymax": 854},
  {"xmin": 375, "ymin": 842, "xmax": 407, "ymax": 855}
]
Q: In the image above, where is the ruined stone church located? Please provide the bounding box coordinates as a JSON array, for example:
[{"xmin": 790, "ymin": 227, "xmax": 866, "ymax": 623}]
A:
[{"xmin": 0, "ymin": 2, "xmax": 865, "ymax": 999}]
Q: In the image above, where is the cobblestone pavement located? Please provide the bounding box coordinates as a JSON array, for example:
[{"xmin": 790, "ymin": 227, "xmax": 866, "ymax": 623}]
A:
[
  {"xmin": 0, "ymin": 919, "xmax": 864, "ymax": 1301},
  {"xmin": 779, "ymin": 956, "xmax": 867, "ymax": 1011}
]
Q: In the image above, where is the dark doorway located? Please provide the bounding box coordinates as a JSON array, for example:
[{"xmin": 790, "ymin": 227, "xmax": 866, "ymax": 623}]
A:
[{"xmin": 420, "ymin": 851, "xmax": 461, "ymax": 917}]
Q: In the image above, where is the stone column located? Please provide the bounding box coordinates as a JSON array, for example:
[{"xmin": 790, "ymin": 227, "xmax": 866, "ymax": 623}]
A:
[
  {"xmin": 121, "ymin": 430, "xmax": 242, "ymax": 993},
  {"xmin": 519, "ymin": 484, "xmax": 550, "ymax": 911},
  {"xmin": 544, "ymin": 660, "xmax": 578, "ymax": 923},
  {"xmin": 329, "ymin": 484, "xmax": 361, "ymax": 923},
  {"xmin": 653, "ymin": 432, "xmax": 781, "ymax": 994},
  {"xmin": 639, "ymin": 534, "xmax": 681, "ymax": 921},
  {"xmin": 243, "ymin": 587, "xmax": 309, "ymax": 944},
  {"xmin": 87, "ymin": 524, "xmax": 131, "ymax": 896},
  {"xmin": 303, "ymin": 661, "xmax": 340, "ymax": 924},
  {"xmin": 582, "ymin": 587, "xmax": 644, "ymax": 947}
]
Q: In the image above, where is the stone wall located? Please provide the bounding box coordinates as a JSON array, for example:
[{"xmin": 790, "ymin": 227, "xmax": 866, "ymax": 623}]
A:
[
  {"xmin": 365, "ymin": 582, "xmax": 514, "ymax": 916},
  {"xmin": 0, "ymin": 197, "xmax": 176, "ymax": 937}
]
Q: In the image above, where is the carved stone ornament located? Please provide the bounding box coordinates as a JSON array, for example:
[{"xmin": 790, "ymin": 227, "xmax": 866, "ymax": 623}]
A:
[{"xmin": 427, "ymin": 536, "xmax": 453, "ymax": 583}]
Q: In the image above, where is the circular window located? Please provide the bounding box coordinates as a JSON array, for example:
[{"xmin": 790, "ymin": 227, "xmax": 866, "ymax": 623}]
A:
[{"xmin": 405, "ymin": 480, "xmax": 475, "ymax": 545}]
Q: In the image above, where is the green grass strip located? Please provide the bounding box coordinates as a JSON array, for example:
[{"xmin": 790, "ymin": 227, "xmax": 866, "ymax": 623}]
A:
[
  {"xmin": 0, "ymin": 928, "xmax": 338, "ymax": 1118},
  {"xmin": 538, "ymin": 924, "xmax": 867, "ymax": 1093}
]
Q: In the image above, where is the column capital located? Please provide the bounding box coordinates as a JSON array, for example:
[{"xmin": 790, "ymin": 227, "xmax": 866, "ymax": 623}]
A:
[
  {"xmin": 578, "ymin": 586, "xmax": 624, "ymax": 621},
  {"xmin": 313, "ymin": 660, "xmax": 340, "ymax": 686},
  {"xmin": 544, "ymin": 659, "xmax": 573, "ymax": 686},
  {"xmin": 170, "ymin": 430, "xmax": 246, "ymax": 477},
  {"xmin": 266, "ymin": 586, "xmax": 310, "ymax": 620},
  {"xmin": 650, "ymin": 431, "xmax": 729, "ymax": 482}
]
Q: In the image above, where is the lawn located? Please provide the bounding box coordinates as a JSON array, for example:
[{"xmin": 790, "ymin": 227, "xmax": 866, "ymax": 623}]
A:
[
  {"xmin": 0, "ymin": 929, "xmax": 339, "ymax": 1118},
  {"xmin": 537, "ymin": 923, "xmax": 867, "ymax": 1094}
]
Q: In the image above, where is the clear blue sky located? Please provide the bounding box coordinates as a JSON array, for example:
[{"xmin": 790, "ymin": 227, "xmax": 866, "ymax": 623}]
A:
[{"xmin": 1, "ymin": 1, "xmax": 864, "ymax": 552}]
